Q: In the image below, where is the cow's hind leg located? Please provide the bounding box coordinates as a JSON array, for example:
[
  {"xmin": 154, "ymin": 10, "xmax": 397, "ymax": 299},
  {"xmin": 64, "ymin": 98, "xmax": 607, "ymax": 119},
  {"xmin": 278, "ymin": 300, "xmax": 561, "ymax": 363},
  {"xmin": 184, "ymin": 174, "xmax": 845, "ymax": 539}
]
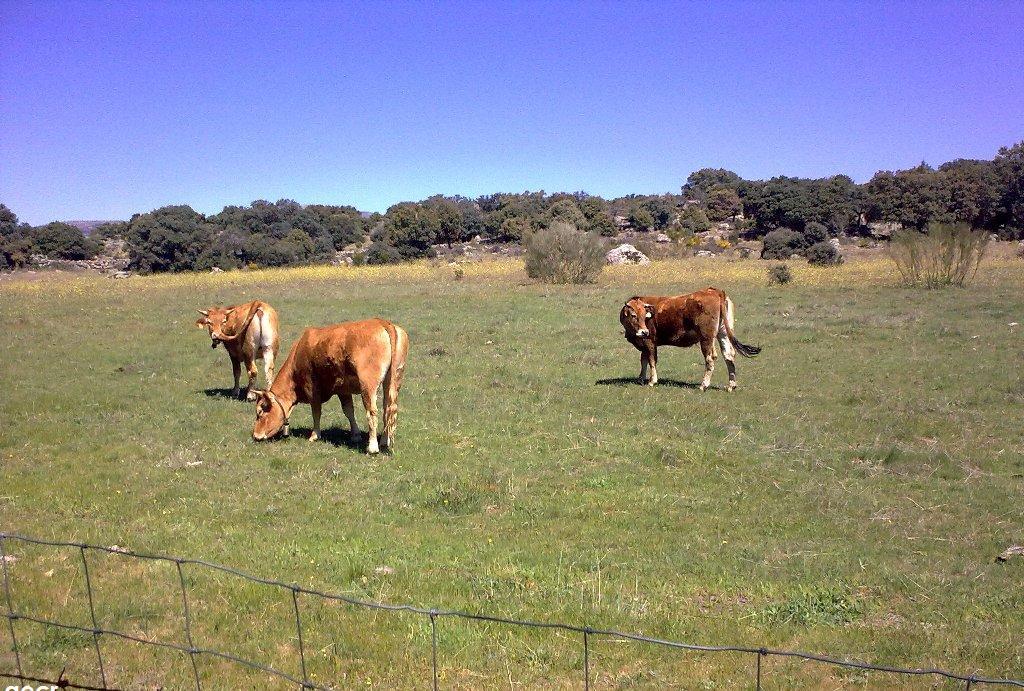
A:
[
  {"xmin": 340, "ymin": 395, "xmax": 360, "ymax": 443},
  {"xmin": 359, "ymin": 383, "xmax": 381, "ymax": 454},
  {"xmin": 717, "ymin": 326, "xmax": 737, "ymax": 391},
  {"xmin": 699, "ymin": 338, "xmax": 716, "ymax": 391},
  {"xmin": 244, "ymin": 358, "xmax": 259, "ymax": 401}
]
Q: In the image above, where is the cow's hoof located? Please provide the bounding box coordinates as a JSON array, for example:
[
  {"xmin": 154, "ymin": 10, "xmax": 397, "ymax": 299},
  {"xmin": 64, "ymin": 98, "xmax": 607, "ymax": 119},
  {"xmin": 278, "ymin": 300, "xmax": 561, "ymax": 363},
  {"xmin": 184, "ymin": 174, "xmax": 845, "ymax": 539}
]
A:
[
  {"xmin": 231, "ymin": 389, "xmax": 241, "ymax": 399},
  {"xmin": 245, "ymin": 390, "xmax": 257, "ymax": 402},
  {"xmin": 646, "ymin": 380, "xmax": 656, "ymax": 387},
  {"xmin": 699, "ymin": 384, "xmax": 709, "ymax": 392},
  {"xmin": 728, "ymin": 383, "xmax": 737, "ymax": 392},
  {"xmin": 308, "ymin": 432, "xmax": 319, "ymax": 442}
]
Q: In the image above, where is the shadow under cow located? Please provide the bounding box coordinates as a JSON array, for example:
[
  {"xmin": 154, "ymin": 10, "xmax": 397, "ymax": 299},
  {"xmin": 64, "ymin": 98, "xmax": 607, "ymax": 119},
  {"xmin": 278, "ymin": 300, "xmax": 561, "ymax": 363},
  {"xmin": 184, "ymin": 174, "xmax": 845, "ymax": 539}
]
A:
[
  {"xmin": 286, "ymin": 426, "xmax": 368, "ymax": 450},
  {"xmin": 201, "ymin": 387, "xmax": 246, "ymax": 400},
  {"xmin": 594, "ymin": 376, "xmax": 725, "ymax": 391}
]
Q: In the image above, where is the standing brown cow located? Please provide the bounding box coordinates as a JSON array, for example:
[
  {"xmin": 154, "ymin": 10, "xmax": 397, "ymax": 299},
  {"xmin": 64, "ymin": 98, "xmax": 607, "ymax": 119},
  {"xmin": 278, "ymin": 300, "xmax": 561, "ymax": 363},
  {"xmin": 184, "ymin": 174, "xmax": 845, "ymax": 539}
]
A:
[
  {"xmin": 620, "ymin": 287, "xmax": 760, "ymax": 391},
  {"xmin": 252, "ymin": 318, "xmax": 409, "ymax": 454},
  {"xmin": 195, "ymin": 300, "xmax": 280, "ymax": 400}
]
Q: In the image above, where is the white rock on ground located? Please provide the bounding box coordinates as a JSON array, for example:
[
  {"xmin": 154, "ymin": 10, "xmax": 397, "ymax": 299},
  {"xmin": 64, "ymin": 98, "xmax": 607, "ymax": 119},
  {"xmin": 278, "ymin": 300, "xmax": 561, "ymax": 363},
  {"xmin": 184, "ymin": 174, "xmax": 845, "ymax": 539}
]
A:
[{"xmin": 605, "ymin": 243, "xmax": 650, "ymax": 265}]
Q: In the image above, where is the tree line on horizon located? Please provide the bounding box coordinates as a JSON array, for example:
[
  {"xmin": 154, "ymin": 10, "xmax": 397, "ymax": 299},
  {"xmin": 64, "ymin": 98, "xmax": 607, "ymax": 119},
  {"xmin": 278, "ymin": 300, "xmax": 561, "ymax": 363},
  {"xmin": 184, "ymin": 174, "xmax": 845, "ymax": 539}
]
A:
[{"xmin": 1, "ymin": 141, "xmax": 1021, "ymax": 273}]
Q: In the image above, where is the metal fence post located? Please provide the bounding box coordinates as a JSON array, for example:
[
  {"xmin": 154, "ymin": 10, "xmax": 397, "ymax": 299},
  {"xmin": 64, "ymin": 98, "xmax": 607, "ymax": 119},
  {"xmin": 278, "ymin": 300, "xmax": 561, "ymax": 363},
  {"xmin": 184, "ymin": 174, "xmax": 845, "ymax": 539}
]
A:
[
  {"xmin": 0, "ymin": 535, "xmax": 22, "ymax": 679},
  {"xmin": 756, "ymin": 648, "xmax": 764, "ymax": 691},
  {"xmin": 175, "ymin": 560, "xmax": 202, "ymax": 691},
  {"xmin": 429, "ymin": 610, "xmax": 439, "ymax": 691},
  {"xmin": 79, "ymin": 546, "xmax": 108, "ymax": 689},
  {"xmin": 583, "ymin": 628, "xmax": 591, "ymax": 691},
  {"xmin": 291, "ymin": 587, "xmax": 310, "ymax": 689}
]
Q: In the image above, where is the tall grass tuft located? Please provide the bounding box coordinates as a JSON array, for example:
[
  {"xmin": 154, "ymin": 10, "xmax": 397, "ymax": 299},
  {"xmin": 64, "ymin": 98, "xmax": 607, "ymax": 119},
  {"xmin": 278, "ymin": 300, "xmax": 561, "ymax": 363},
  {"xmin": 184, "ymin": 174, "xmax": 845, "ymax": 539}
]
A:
[
  {"xmin": 524, "ymin": 221, "xmax": 605, "ymax": 284},
  {"xmin": 888, "ymin": 223, "xmax": 989, "ymax": 288}
]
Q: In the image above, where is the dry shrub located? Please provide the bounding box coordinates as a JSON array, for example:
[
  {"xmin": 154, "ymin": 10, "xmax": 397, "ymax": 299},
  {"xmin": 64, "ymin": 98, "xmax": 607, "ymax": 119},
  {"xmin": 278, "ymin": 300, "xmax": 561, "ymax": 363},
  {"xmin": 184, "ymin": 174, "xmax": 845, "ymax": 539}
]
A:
[
  {"xmin": 888, "ymin": 223, "xmax": 989, "ymax": 288},
  {"xmin": 524, "ymin": 221, "xmax": 605, "ymax": 284}
]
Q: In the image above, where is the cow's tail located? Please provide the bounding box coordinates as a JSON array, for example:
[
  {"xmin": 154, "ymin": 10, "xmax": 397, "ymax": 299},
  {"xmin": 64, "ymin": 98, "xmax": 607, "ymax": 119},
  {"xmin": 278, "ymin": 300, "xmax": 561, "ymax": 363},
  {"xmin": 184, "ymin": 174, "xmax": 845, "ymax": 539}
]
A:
[
  {"xmin": 381, "ymin": 321, "xmax": 406, "ymax": 449},
  {"xmin": 719, "ymin": 295, "xmax": 761, "ymax": 358},
  {"xmin": 217, "ymin": 301, "xmax": 262, "ymax": 343}
]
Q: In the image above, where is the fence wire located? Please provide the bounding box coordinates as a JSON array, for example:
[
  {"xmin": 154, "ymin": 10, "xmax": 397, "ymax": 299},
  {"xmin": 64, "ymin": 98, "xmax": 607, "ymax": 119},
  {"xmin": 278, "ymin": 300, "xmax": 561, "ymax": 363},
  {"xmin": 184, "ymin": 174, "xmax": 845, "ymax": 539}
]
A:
[{"xmin": 1, "ymin": 531, "xmax": 1021, "ymax": 690}]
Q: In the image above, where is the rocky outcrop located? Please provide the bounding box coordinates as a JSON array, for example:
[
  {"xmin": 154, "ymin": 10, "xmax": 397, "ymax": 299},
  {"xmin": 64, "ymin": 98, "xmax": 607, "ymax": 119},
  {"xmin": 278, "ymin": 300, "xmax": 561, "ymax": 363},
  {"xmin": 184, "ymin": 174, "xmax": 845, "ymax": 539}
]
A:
[{"xmin": 606, "ymin": 244, "xmax": 650, "ymax": 265}]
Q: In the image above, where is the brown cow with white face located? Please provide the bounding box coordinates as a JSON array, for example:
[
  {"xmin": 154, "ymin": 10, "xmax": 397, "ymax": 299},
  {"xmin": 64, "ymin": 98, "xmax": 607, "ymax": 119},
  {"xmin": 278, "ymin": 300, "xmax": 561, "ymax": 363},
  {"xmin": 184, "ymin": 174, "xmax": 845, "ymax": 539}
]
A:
[
  {"xmin": 620, "ymin": 287, "xmax": 760, "ymax": 391},
  {"xmin": 252, "ymin": 318, "xmax": 409, "ymax": 454},
  {"xmin": 195, "ymin": 300, "xmax": 280, "ymax": 400}
]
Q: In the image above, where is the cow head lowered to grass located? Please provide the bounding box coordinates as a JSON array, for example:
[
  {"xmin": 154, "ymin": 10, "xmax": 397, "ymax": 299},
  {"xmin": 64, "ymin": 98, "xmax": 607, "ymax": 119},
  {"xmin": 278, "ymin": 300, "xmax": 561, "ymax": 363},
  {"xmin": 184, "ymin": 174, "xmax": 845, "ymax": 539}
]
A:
[
  {"xmin": 620, "ymin": 287, "xmax": 760, "ymax": 391},
  {"xmin": 194, "ymin": 300, "xmax": 280, "ymax": 400}
]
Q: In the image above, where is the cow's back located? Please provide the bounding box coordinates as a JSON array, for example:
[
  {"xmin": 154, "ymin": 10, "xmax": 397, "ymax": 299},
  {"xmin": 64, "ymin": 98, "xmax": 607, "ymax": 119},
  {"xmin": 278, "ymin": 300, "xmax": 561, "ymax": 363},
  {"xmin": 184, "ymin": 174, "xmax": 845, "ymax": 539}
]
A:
[
  {"xmin": 292, "ymin": 319, "xmax": 397, "ymax": 398},
  {"xmin": 653, "ymin": 288, "xmax": 724, "ymax": 346}
]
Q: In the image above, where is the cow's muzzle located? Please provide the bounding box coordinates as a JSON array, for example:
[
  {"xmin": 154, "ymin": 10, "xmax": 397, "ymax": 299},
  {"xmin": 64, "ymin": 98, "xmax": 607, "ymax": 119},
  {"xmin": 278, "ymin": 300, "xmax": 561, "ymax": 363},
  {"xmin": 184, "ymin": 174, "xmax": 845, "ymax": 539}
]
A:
[{"xmin": 636, "ymin": 329, "xmax": 649, "ymax": 337}]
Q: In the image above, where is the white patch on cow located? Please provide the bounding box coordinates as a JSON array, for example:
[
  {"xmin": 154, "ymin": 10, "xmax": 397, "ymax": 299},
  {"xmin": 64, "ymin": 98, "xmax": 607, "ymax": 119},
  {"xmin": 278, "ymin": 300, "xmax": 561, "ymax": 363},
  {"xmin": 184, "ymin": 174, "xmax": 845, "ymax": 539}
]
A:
[
  {"xmin": 375, "ymin": 327, "xmax": 392, "ymax": 385},
  {"xmin": 257, "ymin": 310, "xmax": 276, "ymax": 351},
  {"xmin": 718, "ymin": 333, "xmax": 736, "ymax": 361}
]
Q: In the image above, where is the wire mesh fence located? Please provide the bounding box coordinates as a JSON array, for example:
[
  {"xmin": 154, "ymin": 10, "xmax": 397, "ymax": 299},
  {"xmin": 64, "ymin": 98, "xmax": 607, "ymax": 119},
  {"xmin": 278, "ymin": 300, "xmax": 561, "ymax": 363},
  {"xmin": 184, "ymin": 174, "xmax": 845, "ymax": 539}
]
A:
[{"xmin": 2, "ymin": 531, "xmax": 1022, "ymax": 690}]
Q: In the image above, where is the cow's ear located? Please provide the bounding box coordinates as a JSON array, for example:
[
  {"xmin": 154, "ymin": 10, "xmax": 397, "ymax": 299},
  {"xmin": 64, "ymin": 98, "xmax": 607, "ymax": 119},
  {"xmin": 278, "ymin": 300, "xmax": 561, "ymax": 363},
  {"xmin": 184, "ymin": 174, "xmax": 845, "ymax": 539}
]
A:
[
  {"xmin": 256, "ymin": 308, "xmax": 264, "ymax": 318},
  {"xmin": 195, "ymin": 317, "xmax": 209, "ymax": 328}
]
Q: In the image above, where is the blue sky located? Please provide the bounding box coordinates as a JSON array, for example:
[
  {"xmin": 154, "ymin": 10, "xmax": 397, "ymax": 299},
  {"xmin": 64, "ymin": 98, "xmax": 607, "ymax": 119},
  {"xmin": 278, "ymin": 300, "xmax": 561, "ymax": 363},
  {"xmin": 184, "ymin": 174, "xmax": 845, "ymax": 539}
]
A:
[{"xmin": 2, "ymin": 1, "xmax": 1023, "ymax": 225}]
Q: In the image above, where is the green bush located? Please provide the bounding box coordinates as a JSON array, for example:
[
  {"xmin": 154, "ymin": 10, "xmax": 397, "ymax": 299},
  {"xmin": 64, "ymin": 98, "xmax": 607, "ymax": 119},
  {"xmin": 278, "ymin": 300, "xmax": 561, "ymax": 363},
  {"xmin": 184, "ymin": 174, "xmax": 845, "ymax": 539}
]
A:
[
  {"xmin": 806, "ymin": 241, "xmax": 843, "ymax": 266},
  {"xmin": 29, "ymin": 222, "xmax": 100, "ymax": 260},
  {"xmin": 803, "ymin": 221, "xmax": 829, "ymax": 244},
  {"xmin": 767, "ymin": 263, "xmax": 792, "ymax": 285},
  {"xmin": 365, "ymin": 241, "xmax": 405, "ymax": 265},
  {"xmin": 761, "ymin": 228, "xmax": 807, "ymax": 259},
  {"xmin": 524, "ymin": 221, "xmax": 605, "ymax": 284},
  {"xmin": 679, "ymin": 205, "xmax": 711, "ymax": 234}
]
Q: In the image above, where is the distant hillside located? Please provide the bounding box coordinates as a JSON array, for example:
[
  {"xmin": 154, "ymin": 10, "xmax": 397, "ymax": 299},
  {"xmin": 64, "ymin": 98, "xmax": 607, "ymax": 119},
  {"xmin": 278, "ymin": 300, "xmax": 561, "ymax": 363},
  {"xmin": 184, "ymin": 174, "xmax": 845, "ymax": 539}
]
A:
[{"xmin": 65, "ymin": 220, "xmax": 119, "ymax": 235}]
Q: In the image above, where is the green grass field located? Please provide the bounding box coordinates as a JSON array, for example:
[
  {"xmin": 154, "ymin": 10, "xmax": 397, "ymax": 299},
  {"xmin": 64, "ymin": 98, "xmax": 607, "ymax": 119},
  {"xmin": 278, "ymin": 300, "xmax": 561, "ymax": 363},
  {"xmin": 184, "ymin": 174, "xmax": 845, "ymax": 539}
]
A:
[{"xmin": 1, "ymin": 255, "xmax": 1022, "ymax": 689}]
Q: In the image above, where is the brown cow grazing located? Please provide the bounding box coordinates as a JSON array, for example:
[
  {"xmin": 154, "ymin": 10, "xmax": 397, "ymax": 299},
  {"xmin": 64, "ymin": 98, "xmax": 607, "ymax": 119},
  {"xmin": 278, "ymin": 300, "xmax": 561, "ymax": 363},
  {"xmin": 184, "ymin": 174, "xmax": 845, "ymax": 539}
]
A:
[
  {"xmin": 620, "ymin": 287, "xmax": 760, "ymax": 391},
  {"xmin": 252, "ymin": 318, "xmax": 409, "ymax": 454},
  {"xmin": 195, "ymin": 300, "xmax": 280, "ymax": 400}
]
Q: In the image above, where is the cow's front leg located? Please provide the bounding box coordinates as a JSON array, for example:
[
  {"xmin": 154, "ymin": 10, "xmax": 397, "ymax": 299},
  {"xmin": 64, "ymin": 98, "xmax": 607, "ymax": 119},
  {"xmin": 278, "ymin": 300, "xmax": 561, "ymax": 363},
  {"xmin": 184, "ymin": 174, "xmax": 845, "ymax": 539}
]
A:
[
  {"xmin": 361, "ymin": 388, "xmax": 380, "ymax": 454},
  {"xmin": 640, "ymin": 345, "xmax": 658, "ymax": 386},
  {"xmin": 309, "ymin": 399, "xmax": 321, "ymax": 441},
  {"xmin": 699, "ymin": 339, "xmax": 716, "ymax": 391},
  {"xmin": 341, "ymin": 395, "xmax": 360, "ymax": 443},
  {"xmin": 230, "ymin": 356, "xmax": 242, "ymax": 398},
  {"xmin": 244, "ymin": 359, "xmax": 259, "ymax": 400}
]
